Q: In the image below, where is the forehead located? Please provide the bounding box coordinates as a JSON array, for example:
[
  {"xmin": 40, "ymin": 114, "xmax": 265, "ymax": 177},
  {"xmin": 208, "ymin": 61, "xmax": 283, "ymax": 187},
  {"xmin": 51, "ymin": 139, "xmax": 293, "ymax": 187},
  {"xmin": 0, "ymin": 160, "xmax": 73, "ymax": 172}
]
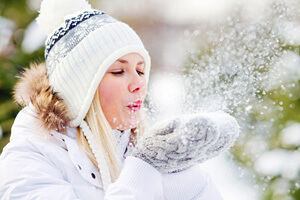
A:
[{"xmin": 117, "ymin": 53, "xmax": 144, "ymax": 62}]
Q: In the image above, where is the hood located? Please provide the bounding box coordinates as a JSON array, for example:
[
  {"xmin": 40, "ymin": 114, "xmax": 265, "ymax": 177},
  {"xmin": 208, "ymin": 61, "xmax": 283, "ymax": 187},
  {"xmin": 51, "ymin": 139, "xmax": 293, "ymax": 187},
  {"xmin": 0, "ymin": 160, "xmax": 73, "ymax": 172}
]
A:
[{"xmin": 13, "ymin": 62, "xmax": 71, "ymax": 134}]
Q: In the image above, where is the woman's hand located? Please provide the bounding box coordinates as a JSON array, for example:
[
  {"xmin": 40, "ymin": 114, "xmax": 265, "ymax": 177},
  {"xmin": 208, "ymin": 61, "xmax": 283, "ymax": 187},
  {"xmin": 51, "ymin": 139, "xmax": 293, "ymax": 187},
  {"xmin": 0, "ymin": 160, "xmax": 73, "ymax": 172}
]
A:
[{"xmin": 131, "ymin": 111, "xmax": 240, "ymax": 173}]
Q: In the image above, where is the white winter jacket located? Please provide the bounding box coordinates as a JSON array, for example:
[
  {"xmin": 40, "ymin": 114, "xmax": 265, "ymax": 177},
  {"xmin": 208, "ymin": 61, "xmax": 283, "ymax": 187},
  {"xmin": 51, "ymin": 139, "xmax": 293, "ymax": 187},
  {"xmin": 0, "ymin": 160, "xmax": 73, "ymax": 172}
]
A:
[{"xmin": 0, "ymin": 106, "xmax": 223, "ymax": 200}]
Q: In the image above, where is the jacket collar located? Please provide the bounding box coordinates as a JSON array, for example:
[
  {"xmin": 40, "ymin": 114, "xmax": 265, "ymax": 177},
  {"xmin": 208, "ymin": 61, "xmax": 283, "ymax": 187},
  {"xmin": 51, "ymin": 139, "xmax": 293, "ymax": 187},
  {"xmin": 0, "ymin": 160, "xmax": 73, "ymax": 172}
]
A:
[
  {"xmin": 11, "ymin": 105, "xmax": 103, "ymax": 188},
  {"xmin": 112, "ymin": 129, "xmax": 131, "ymax": 160},
  {"xmin": 61, "ymin": 130, "xmax": 103, "ymax": 188},
  {"xmin": 11, "ymin": 105, "xmax": 133, "ymax": 189}
]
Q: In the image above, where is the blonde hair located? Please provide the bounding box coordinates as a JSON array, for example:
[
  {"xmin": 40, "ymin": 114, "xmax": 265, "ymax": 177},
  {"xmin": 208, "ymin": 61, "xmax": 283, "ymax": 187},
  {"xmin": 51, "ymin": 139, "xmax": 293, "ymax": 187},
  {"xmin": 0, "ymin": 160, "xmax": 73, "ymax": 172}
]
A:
[
  {"xmin": 77, "ymin": 88, "xmax": 148, "ymax": 182},
  {"xmin": 77, "ymin": 89, "xmax": 120, "ymax": 182}
]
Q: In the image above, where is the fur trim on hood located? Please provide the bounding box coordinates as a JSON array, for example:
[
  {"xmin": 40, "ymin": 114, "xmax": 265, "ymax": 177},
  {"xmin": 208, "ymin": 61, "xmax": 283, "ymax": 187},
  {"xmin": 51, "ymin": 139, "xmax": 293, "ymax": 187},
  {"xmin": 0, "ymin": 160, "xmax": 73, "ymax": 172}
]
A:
[{"xmin": 13, "ymin": 62, "xmax": 71, "ymax": 133}]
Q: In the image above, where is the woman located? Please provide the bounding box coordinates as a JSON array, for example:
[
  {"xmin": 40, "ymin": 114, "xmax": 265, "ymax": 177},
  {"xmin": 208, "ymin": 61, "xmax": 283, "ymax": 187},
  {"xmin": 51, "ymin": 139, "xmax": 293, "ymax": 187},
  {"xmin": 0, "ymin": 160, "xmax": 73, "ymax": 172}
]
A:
[{"xmin": 0, "ymin": 0, "xmax": 240, "ymax": 199}]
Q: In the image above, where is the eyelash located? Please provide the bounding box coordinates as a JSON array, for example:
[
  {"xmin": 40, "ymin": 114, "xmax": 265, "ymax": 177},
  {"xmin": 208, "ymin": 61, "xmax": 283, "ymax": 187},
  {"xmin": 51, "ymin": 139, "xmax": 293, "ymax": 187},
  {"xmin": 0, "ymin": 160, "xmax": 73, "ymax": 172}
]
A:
[
  {"xmin": 111, "ymin": 71, "xmax": 124, "ymax": 75},
  {"xmin": 137, "ymin": 71, "xmax": 144, "ymax": 75},
  {"xmin": 111, "ymin": 70, "xmax": 144, "ymax": 75}
]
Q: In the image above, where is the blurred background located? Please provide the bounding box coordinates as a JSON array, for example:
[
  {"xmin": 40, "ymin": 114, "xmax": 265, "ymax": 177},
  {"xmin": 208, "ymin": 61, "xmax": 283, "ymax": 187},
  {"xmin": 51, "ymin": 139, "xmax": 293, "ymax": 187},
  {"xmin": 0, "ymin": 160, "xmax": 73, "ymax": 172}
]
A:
[{"xmin": 1, "ymin": 0, "xmax": 300, "ymax": 199}]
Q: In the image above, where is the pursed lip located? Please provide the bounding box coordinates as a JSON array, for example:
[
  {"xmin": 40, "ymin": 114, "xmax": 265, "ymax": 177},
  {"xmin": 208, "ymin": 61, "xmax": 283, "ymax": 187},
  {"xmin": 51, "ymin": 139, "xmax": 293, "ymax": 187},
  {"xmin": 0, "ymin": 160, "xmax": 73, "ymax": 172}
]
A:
[{"xmin": 127, "ymin": 100, "xmax": 143, "ymax": 112}]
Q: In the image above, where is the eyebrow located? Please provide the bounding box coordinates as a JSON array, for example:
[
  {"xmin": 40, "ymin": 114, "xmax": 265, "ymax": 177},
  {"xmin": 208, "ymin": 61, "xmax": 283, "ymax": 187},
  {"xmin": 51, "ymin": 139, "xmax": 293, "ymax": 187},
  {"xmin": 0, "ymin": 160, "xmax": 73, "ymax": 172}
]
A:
[{"xmin": 117, "ymin": 59, "xmax": 145, "ymax": 65}]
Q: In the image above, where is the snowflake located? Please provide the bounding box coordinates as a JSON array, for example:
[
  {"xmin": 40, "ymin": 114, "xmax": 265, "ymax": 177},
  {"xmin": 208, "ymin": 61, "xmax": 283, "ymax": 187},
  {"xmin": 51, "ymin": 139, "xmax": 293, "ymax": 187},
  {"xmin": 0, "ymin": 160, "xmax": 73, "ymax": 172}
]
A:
[{"xmin": 46, "ymin": 40, "xmax": 70, "ymax": 76}]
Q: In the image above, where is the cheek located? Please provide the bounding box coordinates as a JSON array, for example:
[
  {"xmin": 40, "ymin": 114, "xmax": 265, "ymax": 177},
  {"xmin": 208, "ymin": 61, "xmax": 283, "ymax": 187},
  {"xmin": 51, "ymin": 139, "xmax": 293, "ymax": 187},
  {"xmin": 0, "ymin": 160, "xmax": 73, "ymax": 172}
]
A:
[
  {"xmin": 98, "ymin": 76, "xmax": 148, "ymax": 129},
  {"xmin": 99, "ymin": 81, "xmax": 123, "ymax": 109}
]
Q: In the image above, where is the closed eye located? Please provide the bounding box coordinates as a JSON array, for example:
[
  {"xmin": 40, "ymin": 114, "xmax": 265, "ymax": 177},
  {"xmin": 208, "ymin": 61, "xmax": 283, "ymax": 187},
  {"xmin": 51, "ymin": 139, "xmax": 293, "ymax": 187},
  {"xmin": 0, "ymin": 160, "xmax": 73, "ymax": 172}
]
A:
[{"xmin": 111, "ymin": 71, "xmax": 124, "ymax": 75}]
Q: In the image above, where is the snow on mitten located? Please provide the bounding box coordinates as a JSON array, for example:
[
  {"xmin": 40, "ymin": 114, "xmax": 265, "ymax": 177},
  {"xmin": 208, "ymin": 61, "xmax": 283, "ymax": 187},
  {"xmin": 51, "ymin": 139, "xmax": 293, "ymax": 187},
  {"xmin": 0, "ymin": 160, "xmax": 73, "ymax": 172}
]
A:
[
  {"xmin": 196, "ymin": 111, "xmax": 240, "ymax": 163},
  {"xmin": 132, "ymin": 113, "xmax": 221, "ymax": 173},
  {"xmin": 132, "ymin": 112, "xmax": 240, "ymax": 173}
]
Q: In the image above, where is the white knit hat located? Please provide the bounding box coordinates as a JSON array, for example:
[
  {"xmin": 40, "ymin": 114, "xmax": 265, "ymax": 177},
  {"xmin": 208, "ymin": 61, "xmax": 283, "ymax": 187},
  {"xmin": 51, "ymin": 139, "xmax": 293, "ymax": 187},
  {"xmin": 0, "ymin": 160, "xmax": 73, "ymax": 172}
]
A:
[
  {"xmin": 36, "ymin": 0, "xmax": 151, "ymax": 191},
  {"xmin": 37, "ymin": 0, "xmax": 151, "ymax": 127}
]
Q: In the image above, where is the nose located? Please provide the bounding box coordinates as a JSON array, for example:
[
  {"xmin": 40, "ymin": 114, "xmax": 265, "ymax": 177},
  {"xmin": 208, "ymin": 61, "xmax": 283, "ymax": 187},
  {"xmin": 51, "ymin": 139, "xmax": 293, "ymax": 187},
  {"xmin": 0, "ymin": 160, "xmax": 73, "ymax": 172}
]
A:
[{"xmin": 128, "ymin": 75, "xmax": 146, "ymax": 93}]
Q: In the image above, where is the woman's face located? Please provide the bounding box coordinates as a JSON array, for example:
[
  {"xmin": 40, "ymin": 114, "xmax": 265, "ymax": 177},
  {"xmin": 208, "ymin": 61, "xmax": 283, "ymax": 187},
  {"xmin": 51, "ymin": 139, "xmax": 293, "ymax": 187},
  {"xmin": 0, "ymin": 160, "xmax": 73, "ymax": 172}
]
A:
[{"xmin": 98, "ymin": 53, "xmax": 147, "ymax": 130}]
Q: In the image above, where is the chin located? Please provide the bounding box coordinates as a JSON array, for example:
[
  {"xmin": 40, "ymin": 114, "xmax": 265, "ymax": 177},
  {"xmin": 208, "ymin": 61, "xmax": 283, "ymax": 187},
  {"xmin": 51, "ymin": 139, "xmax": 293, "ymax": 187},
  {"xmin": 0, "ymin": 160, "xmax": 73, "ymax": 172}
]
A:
[
  {"xmin": 124, "ymin": 119, "xmax": 140, "ymax": 130},
  {"xmin": 112, "ymin": 120, "xmax": 139, "ymax": 130},
  {"xmin": 111, "ymin": 113, "xmax": 140, "ymax": 130},
  {"xmin": 124, "ymin": 122, "xmax": 139, "ymax": 130}
]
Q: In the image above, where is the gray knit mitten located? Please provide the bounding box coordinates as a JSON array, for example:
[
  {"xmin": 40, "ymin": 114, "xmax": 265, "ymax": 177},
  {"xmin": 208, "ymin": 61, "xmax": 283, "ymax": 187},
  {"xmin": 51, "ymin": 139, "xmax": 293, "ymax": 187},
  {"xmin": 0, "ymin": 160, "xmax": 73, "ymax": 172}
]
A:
[
  {"xmin": 131, "ymin": 111, "xmax": 240, "ymax": 173},
  {"xmin": 202, "ymin": 111, "xmax": 240, "ymax": 162}
]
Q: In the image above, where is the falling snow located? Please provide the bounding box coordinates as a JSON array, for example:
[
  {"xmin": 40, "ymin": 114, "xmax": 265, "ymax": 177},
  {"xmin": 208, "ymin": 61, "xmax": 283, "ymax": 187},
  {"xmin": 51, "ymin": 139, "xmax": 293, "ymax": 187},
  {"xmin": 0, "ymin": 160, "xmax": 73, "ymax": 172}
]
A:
[{"xmin": 147, "ymin": 0, "xmax": 300, "ymax": 199}]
